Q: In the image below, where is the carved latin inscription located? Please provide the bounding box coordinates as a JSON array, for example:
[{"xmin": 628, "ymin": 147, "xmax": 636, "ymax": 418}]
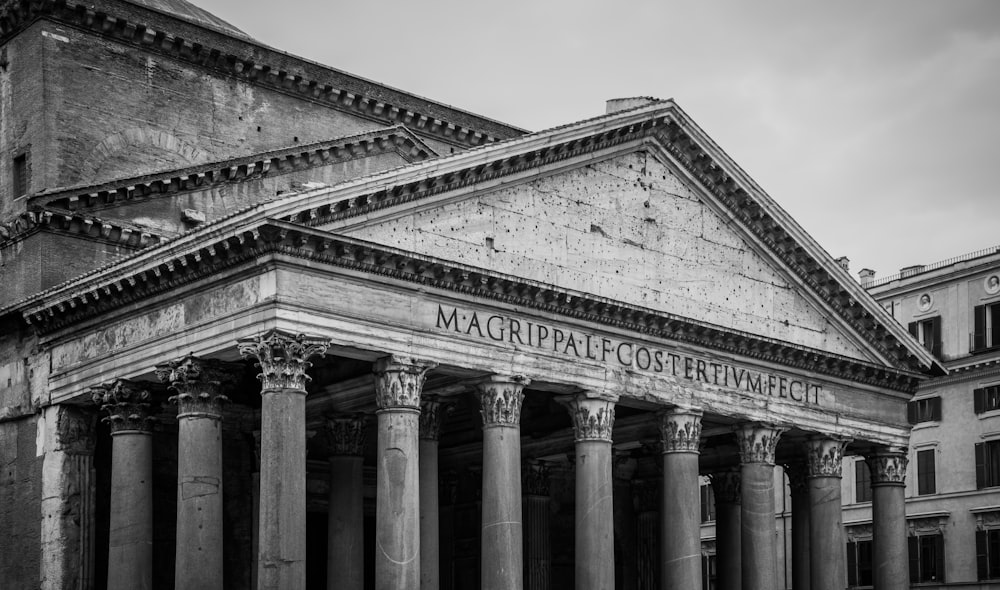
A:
[{"xmin": 237, "ymin": 330, "xmax": 330, "ymax": 392}]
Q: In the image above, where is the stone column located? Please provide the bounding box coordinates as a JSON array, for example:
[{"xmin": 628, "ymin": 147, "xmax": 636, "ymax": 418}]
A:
[
  {"xmin": 735, "ymin": 423, "xmax": 786, "ymax": 590},
  {"xmin": 250, "ymin": 431, "xmax": 261, "ymax": 590},
  {"xmin": 477, "ymin": 376, "xmax": 529, "ymax": 590},
  {"xmin": 785, "ymin": 461, "xmax": 810, "ymax": 590},
  {"xmin": 39, "ymin": 405, "xmax": 97, "ymax": 590},
  {"xmin": 634, "ymin": 478, "xmax": 660, "ymax": 590},
  {"xmin": 866, "ymin": 449, "xmax": 908, "ymax": 590},
  {"xmin": 420, "ymin": 397, "xmax": 450, "ymax": 590},
  {"xmin": 523, "ymin": 461, "xmax": 552, "ymax": 590},
  {"xmin": 807, "ymin": 437, "xmax": 848, "ymax": 590},
  {"xmin": 659, "ymin": 408, "xmax": 703, "ymax": 590},
  {"xmin": 612, "ymin": 453, "xmax": 637, "ymax": 590},
  {"xmin": 373, "ymin": 355, "xmax": 436, "ymax": 590},
  {"xmin": 92, "ymin": 380, "xmax": 155, "ymax": 590},
  {"xmin": 710, "ymin": 469, "xmax": 741, "ymax": 590},
  {"xmin": 322, "ymin": 415, "xmax": 367, "ymax": 590},
  {"xmin": 156, "ymin": 356, "xmax": 231, "ymax": 590},
  {"xmin": 238, "ymin": 330, "xmax": 330, "ymax": 590},
  {"xmin": 563, "ymin": 394, "xmax": 617, "ymax": 590}
]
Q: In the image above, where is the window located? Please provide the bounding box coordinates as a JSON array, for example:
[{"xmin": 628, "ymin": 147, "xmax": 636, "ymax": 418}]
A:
[
  {"xmin": 907, "ymin": 396, "xmax": 942, "ymax": 424},
  {"xmin": 701, "ymin": 554, "xmax": 717, "ymax": 590},
  {"xmin": 855, "ymin": 459, "xmax": 872, "ymax": 503},
  {"xmin": 975, "ymin": 440, "xmax": 1000, "ymax": 489},
  {"xmin": 916, "ymin": 449, "xmax": 936, "ymax": 495},
  {"xmin": 847, "ymin": 539, "xmax": 873, "ymax": 587},
  {"xmin": 973, "ymin": 303, "xmax": 1000, "ymax": 352},
  {"xmin": 908, "ymin": 534, "xmax": 945, "ymax": 583},
  {"xmin": 12, "ymin": 153, "xmax": 26, "ymax": 196},
  {"xmin": 977, "ymin": 528, "xmax": 1000, "ymax": 580},
  {"xmin": 909, "ymin": 316, "xmax": 942, "ymax": 357},
  {"xmin": 975, "ymin": 385, "xmax": 1000, "ymax": 414},
  {"xmin": 700, "ymin": 483, "xmax": 715, "ymax": 522}
]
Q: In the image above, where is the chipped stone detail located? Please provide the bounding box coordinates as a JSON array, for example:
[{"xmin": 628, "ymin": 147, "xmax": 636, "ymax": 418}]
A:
[
  {"xmin": 806, "ymin": 437, "xmax": 849, "ymax": 478},
  {"xmin": 523, "ymin": 460, "xmax": 551, "ymax": 497},
  {"xmin": 477, "ymin": 375, "xmax": 529, "ymax": 427},
  {"xmin": 237, "ymin": 330, "xmax": 330, "ymax": 392},
  {"xmin": 866, "ymin": 451, "xmax": 908, "ymax": 486},
  {"xmin": 735, "ymin": 423, "xmax": 786, "ymax": 465},
  {"xmin": 155, "ymin": 355, "xmax": 234, "ymax": 418},
  {"xmin": 419, "ymin": 397, "xmax": 452, "ymax": 440},
  {"xmin": 373, "ymin": 355, "xmax": 436, "ymax": 411},
  {"xmin": 658, "ymin": 407, "xmax": 702, "ymax": 454},
  {"xmin": 710, "ymin": 469, "xmax": 741, "ymax": 504},
  {"xmin": 321, "ymin": 415, "xmax": 367, "ymax": 456},
  {"xmin": 91, "ymin": 379, "xmax": 154, "ymax": 434},
  {"xmin": 564, "ymin": 396, "xmax": 616, "ymax": 442}
]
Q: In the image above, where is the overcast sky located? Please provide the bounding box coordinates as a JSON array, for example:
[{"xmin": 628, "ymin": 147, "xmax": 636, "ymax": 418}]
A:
[{"xmin": 197, "ymin": 0, "xmax": 1000, "ymax": 281}]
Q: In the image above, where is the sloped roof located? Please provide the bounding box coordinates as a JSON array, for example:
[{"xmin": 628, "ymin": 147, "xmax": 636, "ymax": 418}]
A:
[
  {"xmin": 7, "ymin": 100, "xmax": 946, "ymax": 381},
  {"xmin": 122, "ymin": 0, "xmax": 249, "ymax": 38}
]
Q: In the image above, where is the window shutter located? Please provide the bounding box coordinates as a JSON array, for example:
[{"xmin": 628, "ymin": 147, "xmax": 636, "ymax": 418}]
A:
[
  {"xmin": 977, "ymin": 443, "xmax": 986, "ymax": 489},
  {"xmin": 976, "ymin": 388, "xmax": 986, "ymax": 414},
  {"xmin": 908, "ymin": 321, "xmax": 919, "ymax": 338},
  {"xmin": 907, "ymin": 401, "xmax": 918, "ymax": 425},
  {"xmin": 934, "ymin": 534, "xmax": 945, "ymax": 581},
  {"xmin": 908, "ymin": 536, "xmax": 919, "ymax": 582},
  {"xmin": 931, "ymin": 396, "xmax": 942, "ymax": 421},
  {"xmin": 975, "ymin": 305, "xmax": 987, "ymax": 351},
  {"xmin": 929, "ymin": 316, "xmax": 942, "ymax": 357},
  {"xmin": 977, "ymin": 530, "xmax": 988, "ymax": 581},
  {"xmin": 847, "ymin": 542, "xmax": 858, "ymax": 587}
]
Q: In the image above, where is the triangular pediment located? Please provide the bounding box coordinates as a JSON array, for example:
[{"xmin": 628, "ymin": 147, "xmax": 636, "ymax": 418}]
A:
[{"xmin": 329, "ymin": 149, "xmax": 873, "ymax": 362}]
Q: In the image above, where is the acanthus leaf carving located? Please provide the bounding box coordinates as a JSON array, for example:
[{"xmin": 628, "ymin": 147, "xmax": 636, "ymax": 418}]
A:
[
  {"xmin": 806, "ymin": 436, "xmax": 849, "ymax": 478},
  {"xmin": 373, "ymin": 355, "xmax": 436, "ymax": 411},
  {"xmin": 155, "ymin": 355, "xmax": 235, "ymax": 417},
  {"xmin": 659, "ymin": 408, "xmax": 702, "ymax": 454},
  {"xmin": 477, "ymin": 376, "xmax": 529, "ymax": 427},
  {"xmin": 866, "ymin": 450, "xmax": 908, "ymax": 486},
  {"xmin": 563, "ymin": 395, "xmax": 616, "ymax": 442},
  {"xmin": 237, "ymin": 330, "xmax": 330, "ymax": 392},
  {"xmin": 91, "ymin": 379, "xmax": 155, "ymax": 434},
  {"xmin": 735, "ymin": 423, "xmax": 786, "ymax": 465}
]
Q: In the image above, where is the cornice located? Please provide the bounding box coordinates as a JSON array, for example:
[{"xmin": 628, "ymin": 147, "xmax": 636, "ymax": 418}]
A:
[
  {"xmin": 0, "ymin": 0, "xmax": 525, "ymax": 147},
  {"xmin": 31, "ymin": 127, "xmax": 436, "ymax": 213},
  {"xmin": 0, "ymin": 207, "xmax": 164, "ymax": 249},
  {"xmin": 19, "ymin": 220, "xmax": 921, "ymax": 393}
]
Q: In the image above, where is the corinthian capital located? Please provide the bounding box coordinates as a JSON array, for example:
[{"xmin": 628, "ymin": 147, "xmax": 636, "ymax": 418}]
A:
[
  {"xmin": 710, "ymin": 469, "xmax": 741, "ymax": 504},
  {"xmin": 562, "ymin": 394, "xmax": 616, "ymax": 443},
  {"xmin": 156, "ymin": 355, "xmax": 235, "ymax": 418},
  {"xmin": 237, "ymin": 330, "xmax": 330, "ymax": 392},
  {"xmin": 659, "ymin": 407, "xmax": 703, "ymax": 454},
  {"xmin": 523, "ymin": 460, "xmax": 551, "ymax": 497},
  {"xmin": 866, "ymin": 448, "xmax": 908, "ymax": 486},
  {"xmin": 735, "ymin": 423, "xmax": 786, "ymax": 465},
  {"xmin": 91, "ymin": 379, "xmax": 155, "ymax": 434},
  {"xmin": 320, "ymin": 415, "xmax": 368, "ymax": 456},
  {"xmin": 806, "ymin": 436, "xmax": 850, "ymax": 478},
  {"xmin": 477, "ymin": 375, "xmax": 529, "ymax": 427},
  {"xmin": 373, "ymin": 355, "xmax": 437, "ymax": 411},
  {"xmin": 419, "ymin": 397, "xmax": 453, "ymax": 440}
]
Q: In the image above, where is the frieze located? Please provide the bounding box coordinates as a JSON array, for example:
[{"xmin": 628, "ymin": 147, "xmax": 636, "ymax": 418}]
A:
[
  {"xmin": 659, "ymin": 408, "xmax": 703, "ymax": 454},
  {"xmin": 709, "ymin": 470, "xmax": 741, "ymax": 504},
  {"xmin": 477, "ymin": 376, "xmax": 529, "ymax": 427},
  {"xmin": 735, "ymin": 423, "xmax": 786, "ymax": 465},
  {"xmin": 91, "ymin": 379, "xmax": 154, "ymax": 434},
  {"xmin": 373, "ymin": 355, "xmax": 436, "ymax": 411},
  {"xmin": 866, "ymin": 451, "xmax": 908, "ymax": 486},
  {"xmin": 806, "ymin": 437, "xmax": 849, "ymax": 478},
  {"xmin": 237, "ymin": 330, "xmax": 330, "ymax": 392},
  {"xmin": 155, "ymin": 355, "xmax": 234, "ymax": 418},
  {"xmin": 563, "ymin": 396, "xmax": 616, "ymax": 443}
]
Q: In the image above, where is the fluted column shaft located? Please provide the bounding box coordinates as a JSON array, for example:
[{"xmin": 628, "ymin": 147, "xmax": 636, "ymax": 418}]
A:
[
  {"xmin": 323, "ymin": 416, "xmax": 367, "ymax": 590},
  {"xmin": 807, "ymin": 437, "xmax": 848, "ymax": 590},
  {"xmin": 93, "ymin": 380, "xmax": 155, "ymax": 590},
  {"xmin": 659, "ymin": 408, "xmax": 703, "ymax": 590},
  {"xmin": 478, "ymin": 376, "xmax": 529, "ymax": 590},
  {"xmin": 239, "ymin": 330, "xmax": 330, "ymax": 590},
  {"xmin": 867, "ymin": 450, "xmax": 908, "ymax": 590},
  {"xmin": 736, "ymin": 423, "xmax": 786, "ymax": 590},
  {"xmin": 563, "ymin": 394, "xmax": 617, "ymax": 590},
  {"xmin": 524, "ymin": 462, "xmax": 552, "ymax": 590},
  {"xmin": 711, "ymin": 470, "xmax": 741, "ymax": 590},
  {"xmin": 374, "ymin": 356, "xmax": 436, "ymax": 590},
  {"xmin": 785, "ymin": 462, "xmax": 810, "ymax": 590},
  {"xmin": 157, "ymin": 356, "xmax": 232, "ymax": 590},
  {"xmin": 420, "ymin": 398, "xmax": 449, "ymax": 590}
]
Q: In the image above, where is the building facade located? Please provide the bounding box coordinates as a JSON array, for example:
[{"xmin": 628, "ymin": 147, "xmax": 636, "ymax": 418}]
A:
[{"xmin": 0, "ymin": 1, "xmax": 944, "ymax": 589}]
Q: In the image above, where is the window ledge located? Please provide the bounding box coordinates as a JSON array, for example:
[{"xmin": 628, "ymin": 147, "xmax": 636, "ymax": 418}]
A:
[
  {"xmin": 912, "ymin": 421, "xmax": 940, "ymax": 431},
  {"xmin": 978, "ymin": 409, "xmax": 1000, "ymax": 420}
]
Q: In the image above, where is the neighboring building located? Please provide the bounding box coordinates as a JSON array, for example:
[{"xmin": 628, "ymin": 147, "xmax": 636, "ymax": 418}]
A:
[
  {"xmin": 0, "ymin": 1, "xmax": 946, "ymax": 590},
  {"xmin": 838, "ymin": 249, "xmax": 1000, "ymax": 589}
]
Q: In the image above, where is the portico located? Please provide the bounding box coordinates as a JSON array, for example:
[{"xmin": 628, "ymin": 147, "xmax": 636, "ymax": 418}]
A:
[{"xmin": 19, "ymin": 101, "xmax": 940, "ymax": 590}]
